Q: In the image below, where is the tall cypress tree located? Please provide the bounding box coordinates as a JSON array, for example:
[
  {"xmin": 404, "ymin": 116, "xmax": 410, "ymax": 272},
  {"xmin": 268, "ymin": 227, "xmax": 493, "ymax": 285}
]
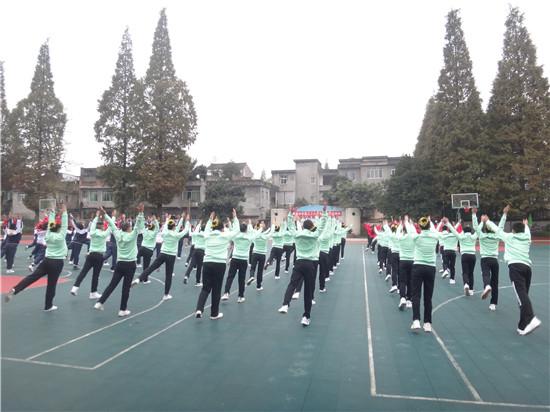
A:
[
  {"xmin": 95, "ymin": 29, "xmax": 144, "ymax": 213},
  {"xmin": 425, "ymin": 10, "xmax": 485, "ymax": 210},
  {"xmin": 10, "ymin": 42, "xmax": 66, "ymax": 214},
  {"xmin": 414, "ymin": 97, "xmax": 439, "ymax": 159},
  {"xmin": 135, "ymin": 9, "xmax": 198, "ymax": 212},
  {"xmin": 485, "ymin": 7, "xmax": 550, "ymax": 216},
  {"xmin": 0, "ymin": 61, "xmax": 25, "ymax": 212}
]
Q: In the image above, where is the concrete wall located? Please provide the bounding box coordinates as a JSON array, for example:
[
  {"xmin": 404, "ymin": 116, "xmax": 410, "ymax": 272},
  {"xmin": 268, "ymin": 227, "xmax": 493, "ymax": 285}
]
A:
[
  {"xmin": 295, "ymin": 161, "xmax": 321, "ymax": 204},
  {"xmin": 343, "ymin": 208, "xmax": 361, "ymax": 236},
  {"xmin": 241, "ymin": 186, "xmax": 271, "ymax": 219}
]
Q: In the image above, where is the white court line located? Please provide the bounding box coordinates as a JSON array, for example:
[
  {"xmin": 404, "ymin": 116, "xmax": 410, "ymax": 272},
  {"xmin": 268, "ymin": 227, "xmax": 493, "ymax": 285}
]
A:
[
  {"xmin": 15, "ymin": 266, "xmax": 276, "ymax": 368},
  {"xmin": 90, "ymin": 267, "xmax": 277, "ymax": 369},
  {"xmin": 25, "ymin": 277, "xmax": 167, "ymax": 361},
  {"xmin": 362, "ymin": 247, "xmax": 550, "ymax": 410},
  {"xmin": 1, "ymin": 357, "xmax": 94, "ymax": 371},
  {"xmin": 361, "ymin": 249, "xmax": 377, "ymax": 396},
  {"xmin": 433, "ymin": 282, "xmax": 549, "ymax": 314},
  {"xmin": 374, "ymin": 393, "xmax": 550, "ymax": 410}
]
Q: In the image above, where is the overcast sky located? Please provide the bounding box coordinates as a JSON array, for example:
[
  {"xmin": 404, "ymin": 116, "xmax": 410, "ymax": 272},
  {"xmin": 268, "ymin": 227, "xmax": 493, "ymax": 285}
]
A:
[{"xmin": 1, "ymin": 0, "xmax": 549, "ymax": 178}]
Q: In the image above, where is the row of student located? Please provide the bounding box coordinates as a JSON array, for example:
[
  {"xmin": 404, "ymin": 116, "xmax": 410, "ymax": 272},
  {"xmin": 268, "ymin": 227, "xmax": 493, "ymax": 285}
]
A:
[
  {"xmin": 367, "ymin": 207, "xmax": 539, "ymax": 336},
  {"xmin": 4, "ymin": 203, "xmax": 351, "ymax": 328}
]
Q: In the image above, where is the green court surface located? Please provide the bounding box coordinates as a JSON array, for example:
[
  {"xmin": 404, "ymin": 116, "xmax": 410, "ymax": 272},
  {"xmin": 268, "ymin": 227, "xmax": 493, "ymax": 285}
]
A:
[{"xmin": 1, "ymin": 244, "xmax": 549, "ymax": 411}]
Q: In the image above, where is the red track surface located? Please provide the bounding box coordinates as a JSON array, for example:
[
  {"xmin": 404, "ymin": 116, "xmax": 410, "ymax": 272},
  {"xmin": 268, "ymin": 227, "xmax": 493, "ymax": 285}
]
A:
[{"xmin": 0, "ymin": 275, "xmax": 70, "ymax": 294}]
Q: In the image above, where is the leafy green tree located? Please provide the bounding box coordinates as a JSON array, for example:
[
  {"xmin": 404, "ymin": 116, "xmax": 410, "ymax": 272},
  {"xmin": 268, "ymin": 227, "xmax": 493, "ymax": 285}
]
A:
[
  {"xmin": 485, "ymin": 7, "xmax": 550, "ymax": 216},
  {"xmin": 9, "ymin": 42, "xmax": 66, "ymax": 214},
  {"xmin": 200, "ymin": 181, "xmax": 245, "ymax": 220},
  {"xmin": 221, "ymin": 162, "xmax": 242, "ymax": 180},
  {"xmin": 293, "ymin": 197, "xmax": 309, "ymax": 208},
  {"xmin": 416, "ymin": 10, "xmax": 486, "ymax": 210},
  {"xmin": 135, "ymin": 9, "xmax": 198, "ymax": 213},
  {"xmin": 95, "ymin": 29, "xmax": 143, "ymax": 213},
  {"xmin": 191, "ymin": 164, "xmax": 208, "ymax": 180},
  {"xmin": 377, "ymin": 156, "xmax": 442, "ymax": 218}
]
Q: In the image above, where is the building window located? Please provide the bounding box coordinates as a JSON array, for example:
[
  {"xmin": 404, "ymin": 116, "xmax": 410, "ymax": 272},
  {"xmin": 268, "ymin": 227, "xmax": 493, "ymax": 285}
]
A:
[
  {"xmin": 366, "ymin": 168, "xmax": 383, "ymax": 179},
  {"xmin": 89, "ymin": 191, "xmax": 99, "ymax": 202},
  {"xmin": 390, "ymin": 168, "xmax": 396, "ymax": 176},
  {"xmin": 183, "ymin": 190, "xmax": 200, "ymax": 203},
  {"xmin": 102, "ymin": 191, "xmax": 113, "ymax": 202},
  {"xmin": 310, "ymin": 176, "xmax": 316, "ymax": 184},
  {"xmin": 280, "ymin": 175, "xmax": 288, "ymax": 185}
]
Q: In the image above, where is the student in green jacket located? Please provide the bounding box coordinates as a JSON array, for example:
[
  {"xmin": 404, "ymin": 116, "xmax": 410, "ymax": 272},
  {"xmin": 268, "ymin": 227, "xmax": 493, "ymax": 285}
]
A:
[
  {"xmin": 133, "ymin": 211, "xmax": 190, "ymax": 300},
  {"xmin": 264, "ymin": 222, "xmax": 285, "ymax": 279},
  {"xmin": 398, "ymin": 216, "xmax": 416, "ymax": 310},
  {"xmin": 183, "ymin": 221, "xmax": 206, "ymax": 286},
  {"xmin": 94, "ymin": 204, "xmax": 144, "ymax": 317},
  {"xmin": 472, "ymin": 207, "xmax": 503, "ymax": 310},
  {"xmin": 482, "ymin": 209, "xmax": 540, "ymax": 335},
  {"xmin": 222, "ymin": 219, "xmax": 254, "ymax": 302},
  {"xmin": 444, "ymin": 218, "xmax": 478, "ymax": 297},
  {"xmin": 408, "ymin": 216, "xmax": 443, "ymax": 333},
  {"xmin": 5, "ymin": 203, "xmax": 69, "ymax": 311},
  {"xmin": 195, "ymin": 209, "xmax": 240, "ymax": 320},
  {"xmin": 278, "ymin": 208, "xmax": 327, "ymax": 327},
  {"xmin": 282, "ymin": 221, "xmax": 295, "ymax": 273},
  {"xmin": 71, "ymin": 210, "xmax": 111, "ymax": 299},
  {"xmin": 247, "ymin": 222, "xmax": 271, "ymax": 290},
  {"xmin": 136, "ymin": 216, "xmax": 159, "ymax": 274},
  {"xmin": 440, "ymin": 221, "xmax": 460, "ymax": 284}
]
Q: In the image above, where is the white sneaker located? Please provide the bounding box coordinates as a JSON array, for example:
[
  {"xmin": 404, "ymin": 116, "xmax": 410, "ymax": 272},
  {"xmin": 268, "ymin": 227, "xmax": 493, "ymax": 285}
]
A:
[
  {"xmin": 468, "ymin": 290, "xmax": 474, "ymax": 296},
  {"xmin": 312, "ymin": 299, "xmax": 316, "ymax": 305},
  {"xmin": 329, "ymin": 271, "xmax": 334, "ymax": 275},
  {"xmin": 131, "ymin": 279, "xmax": 140, "ymax": 287},
  {"xmin": 319, "ymin": 288, "xmax": 327, "ymax": 293},
  {"xmin": 464, "ymin": 284, "xmax": 470, "ymax": 296},
  {"xmin": 185, "ymin": 262, "xmax": 189, "ymax": 267},
  {"xmin": 301, "ymin": 316, "xmax": 310, "ymax": 327},
  {"xmin": 6, "ymin": 269, "xmax": 14, "ymax": 273},
  {"xmin": 449, "ymin": 279, "xmax": 456, "ymax": 285},
  {"xmin": 411, "ymin": 320, "xmax": 421, "ymax": 333},
  {"xmin": 89, "ymin": 292, "xmax": 102, "ymax": 299},
  {"xmin": 256, "ymin": 286, "xmax": 264, "ymax": 291},
  {"xmin": 398, "ymin": 297, "xmax": 406, "ymax": 311},
  {"xmin": 44, "ymin": 305, "xmax": 58, "ymax": 312},
  {"xmin": 28, "ymin": 264, "xmax": 34, "ymax": 271},
  {"xmin": 442, "ymin": 270, "xmax": 449, "ymax": 278},
  {"xmin": 378, "ymin": 268, "xmax": 383, "ymax": 274},
  {"xmin": 481, "ymin": 285, "xmax": 492, "ymax": 300},
  {"xmin": 162, "ymin": 294, "xmax": 172, "ymax": 301},
  {"xmin": 195, "ymin": 282, "xmax": 203, "ymax": 287},
  {"xmin": 221, "ymin": 293, "xmax": 229, "ymax": 301},
  {"xmin": 275, "ymin": 276, "xmax": 280, "ymax": 280},
  {"xmin": 439, "ymin": 268, "xmax": 444, "ymax": 273},
  {"xmin": 136, "ymin": 264, "xmax": 142, "ymax": 268},
  {"xmin": 389, "ymin": 285, "xmax": 398, "ymax": 293},
  {"xmin": 94, "ymin": 302, "xmax": 104, "ymax": 311},
  {"xmin": 292, "ymin": 292, "xmax": 300, "ymax": 300},
  {"xmin": 325, "ymin": 277, "xmax": 331, "ymax": 282},
  {"xmin": 4, "ymin": 289, "xmax": 15, "ymax": 303},
  {"xmin": 103, "ymin": 262, "xmax": 109, "ymax": 266},
  {"xmin": 521, "ymin": 317, "xmax": 542, "ymax": 336},
  {"xmin": 195, "ymin": 310, "xmax": 202, "ymax": 318},
  {"xmin": 285, "ymin": 270, "xmax": 289, "ymax": 274},
  {"xmin": 246, "ymin": 277, "xmax": 255, "ymax": 286},
  {"xmin": 423, "ymin": 322, "xmax": 432, "ymax": 333},
  {"xmin": 118, "ymin": 310, "xmax": 131, "ymax": 317},
  {"xmin": 489, "ymin": 304, "xmax": 496, "ymax": 311},
  {"xmin": 172, "ymin": 273, "xmax": 175, "ymax": 277},
  {"xmin": 406, "ymin": 300, "xmax": 412, "ymax": 309},
  {"xmin": 384, "ymin": 274, "xmax": 391, "ymax": 282},
  {"xmin": 143, "ymin": 280, "xmax": 151, "ymax": 284},
  {"xmin": 237, "ymin": 297, "xmax": 245, "ymax": 303},
  {"xmin": 70, "ymin": 286, "xmax": 79, "ymax": 296},
  {"xmin": 210, "ymin": 313, "xmax": 224, "ymax": 320},
  {"xmin": 278, "ymin": 305, "xmax": 289, "ymax": 314},
  {"xmin": 177, "ymin": 257, "xmax": 181, "ymax": 260}
]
